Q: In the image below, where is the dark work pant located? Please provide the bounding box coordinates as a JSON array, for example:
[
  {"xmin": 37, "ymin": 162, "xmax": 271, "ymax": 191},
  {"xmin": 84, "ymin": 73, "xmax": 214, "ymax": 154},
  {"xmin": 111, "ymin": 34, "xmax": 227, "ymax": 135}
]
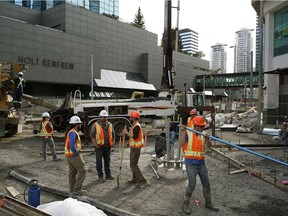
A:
[
  {"xmin": 130, "ymin": 148, "xmax": 145, "ymax": 182},
  {"xmin": 13, "ymin": 88, "xmax": 23, "ymax": 109},
  {"xmin": 95, "ymin": 147, "xmax": 111, "ymax": 177}
]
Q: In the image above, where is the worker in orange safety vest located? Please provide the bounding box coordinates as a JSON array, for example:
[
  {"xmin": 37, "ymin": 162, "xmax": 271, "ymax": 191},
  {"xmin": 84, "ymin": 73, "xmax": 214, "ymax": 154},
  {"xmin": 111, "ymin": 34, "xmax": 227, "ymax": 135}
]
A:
[
  {"xmin": 90, "ymin": 110, "xmax": 115, "ymax": 181},
  {"xmin": 38, "ymin": 112, "xmax": 58, "ymax": 161},
  {"xmin": 65, "ymin": 116, "xmax": 87, "ymax": 196},
  {"xmin": 122, "ymin": 110, "xmax": 147, "ymax": 188},
  {"xmin": 186, "ymin": 109, "xmax": 197, "ymax": 128},
  {"xmin": 180, "ymin": 116, "xmax": 219, "ymax": 215}
]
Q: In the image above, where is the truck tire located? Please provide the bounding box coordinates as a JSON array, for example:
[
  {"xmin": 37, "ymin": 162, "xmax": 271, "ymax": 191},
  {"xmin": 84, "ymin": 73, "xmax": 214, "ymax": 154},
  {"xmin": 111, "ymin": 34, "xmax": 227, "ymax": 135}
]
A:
[
  {"xmin": 6, "ymin": 124, "xmax": 18, "ymax": 137},
  {"xmin": 113, "ymin": 120, "xmax": 130, "ymax": 141}
]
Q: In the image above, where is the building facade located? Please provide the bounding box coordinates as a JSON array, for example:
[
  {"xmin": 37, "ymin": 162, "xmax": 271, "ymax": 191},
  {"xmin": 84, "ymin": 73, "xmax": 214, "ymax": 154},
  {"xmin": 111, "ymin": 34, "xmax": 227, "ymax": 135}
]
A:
[
  {"xmin": 8, "ymin": 0, "xmax": 119, "ymax": 15},
  {"xmin": 179, "ymin": 28, "xmax": 198, "ymax": 54},
  {"xmin": 0, "ymin": 1, "xmax": 209, "ymax": 98},
  {"xmin": 252, "ymin": 0, "xmax": 288, "ymax": 124},
  {"xmin": 233, "ymin": 28, "xmax": 254, "ymax": 73},
  {"xmin": 210, "ymin": 43, "xmax": 227, "ymax": 74}
]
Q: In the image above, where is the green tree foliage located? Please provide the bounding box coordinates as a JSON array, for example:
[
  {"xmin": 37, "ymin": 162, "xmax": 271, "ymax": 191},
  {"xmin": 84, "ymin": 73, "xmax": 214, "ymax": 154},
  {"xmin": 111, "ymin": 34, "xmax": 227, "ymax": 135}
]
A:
[
  {"xmin": 132, "ymin": 7, "xmax": 146, "ymax": 29},
  {"xmin": 192, "ymin": 51, "xmax": 205, "ymax": 59},
  {"xmin": 160, "ymin": 28, "xmax": 183, "ymax": 52},
  {"xmin": 102, "ymin": 13, "xmax": 119, "ymax": 20}
]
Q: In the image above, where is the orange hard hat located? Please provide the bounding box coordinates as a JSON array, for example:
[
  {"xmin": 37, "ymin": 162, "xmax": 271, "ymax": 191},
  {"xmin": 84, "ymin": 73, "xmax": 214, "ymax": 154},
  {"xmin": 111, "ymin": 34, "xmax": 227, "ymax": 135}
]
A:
[
  {"xmin": 130, "ymin": 110, "xmax": 140, "ymax": 119},
  {"xmin": 190, "ymin": 109, "xmax": 196, "ymax": 115},
  {"xmin": 193, "ymin": 116, "xmax": 206, "ymax": 126}
]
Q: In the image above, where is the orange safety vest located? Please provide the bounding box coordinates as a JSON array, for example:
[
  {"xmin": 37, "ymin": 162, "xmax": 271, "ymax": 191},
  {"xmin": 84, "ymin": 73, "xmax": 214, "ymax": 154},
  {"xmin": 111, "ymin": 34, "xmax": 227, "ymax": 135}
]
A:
[
  {"xmin": 65, "ymin": 129, "xmax": 82, "ymax": 157},
  {"xmin": 94, "ymin": 122, "xmax": 113, "ymax": 147},
  {"xmin": 182, "ymin": 130, "xmax": 206, "ymax": 160},
  {"xmin": 186, "ymin": 117, "xmax": 194, "ymax": 129},
  {"xmin": 128, "ymin": 122, "xmax": 144, "ymax": 148},
  {"xmin": 39, "ymin": 120, "xmax": 52, "ymax": 137}
]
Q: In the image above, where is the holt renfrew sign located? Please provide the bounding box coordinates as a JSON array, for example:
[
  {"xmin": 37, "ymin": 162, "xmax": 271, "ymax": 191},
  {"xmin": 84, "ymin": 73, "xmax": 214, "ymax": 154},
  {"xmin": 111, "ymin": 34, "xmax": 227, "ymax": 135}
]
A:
[{"xmin": 18, "ymin": 56, "xmax": 74, "ymax": 70}]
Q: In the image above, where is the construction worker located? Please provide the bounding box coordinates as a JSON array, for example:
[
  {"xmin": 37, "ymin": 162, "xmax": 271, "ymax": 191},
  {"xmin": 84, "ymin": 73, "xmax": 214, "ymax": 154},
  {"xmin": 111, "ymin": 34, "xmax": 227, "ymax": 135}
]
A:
[
  {"xmin": 186, "ymin": 109, "xmax": 197, "ymax": 128},
  {"xmin": 65, "ymin": 116, "xmax": 87, "ymax": 196},
  {"xmin": 11, "ymin": 71, "xmax": 25, "ymax": 110},
  {"xmin": 90, "ymin": 110, "xmax": 115, "ymax": 181},
  {"xmin": 283, "ymin": 116, "xmax": 288, "ymax": 146},
  {"xmin": 122, "ymin": 110, "xmax": 147, "ymax": 188},
  {"xmin": 180, "ymin": 116, "xmax": 219, "ymax": 215},
  {"xmin": 38, "ymin": 112, "xmax": 58, "ymax": 161}
]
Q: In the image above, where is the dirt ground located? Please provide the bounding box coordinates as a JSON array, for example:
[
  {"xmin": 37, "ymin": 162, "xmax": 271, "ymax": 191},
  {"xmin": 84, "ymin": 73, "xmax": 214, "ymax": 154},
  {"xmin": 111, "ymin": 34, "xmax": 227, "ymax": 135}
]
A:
[{"xmin": 0, "ymin": 124, "xmax": 288, "ymax": 216}]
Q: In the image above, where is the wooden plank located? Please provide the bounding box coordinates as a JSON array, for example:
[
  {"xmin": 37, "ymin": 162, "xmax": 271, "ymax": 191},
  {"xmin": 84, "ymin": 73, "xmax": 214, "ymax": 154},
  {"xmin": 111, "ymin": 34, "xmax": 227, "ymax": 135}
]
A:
[
  {"xmin": 229, "ymin": 169, "xmax": 247, "ymax": 175},
  {"xmin": 246, "ymin": 167, "xmax": 288, "ymax": 191},
  {"xmin": 5, "ymin": 187, "xmax": 20, "ymax": 198}
]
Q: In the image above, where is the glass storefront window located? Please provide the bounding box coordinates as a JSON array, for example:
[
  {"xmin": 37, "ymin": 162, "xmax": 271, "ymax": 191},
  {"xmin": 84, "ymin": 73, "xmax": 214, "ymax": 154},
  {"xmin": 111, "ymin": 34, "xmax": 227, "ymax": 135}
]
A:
[{"xmin": 274, "ymin": 5, "xmax": 288, "ymax": 56}]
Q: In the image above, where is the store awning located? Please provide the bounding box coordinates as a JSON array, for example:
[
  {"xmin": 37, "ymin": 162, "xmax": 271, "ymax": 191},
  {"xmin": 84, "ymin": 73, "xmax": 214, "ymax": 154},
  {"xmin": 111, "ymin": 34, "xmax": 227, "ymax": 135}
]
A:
[
  {"xmin": 203, "ymin": 90, "xmax": 228, "ymax": 97},
  {"xmin": 94, "ymin": 69, "xmax": 156, "ymax": 91},
  {"xmin": 264, "ymin": 67, "xmax": 288, "ymax": 74}
]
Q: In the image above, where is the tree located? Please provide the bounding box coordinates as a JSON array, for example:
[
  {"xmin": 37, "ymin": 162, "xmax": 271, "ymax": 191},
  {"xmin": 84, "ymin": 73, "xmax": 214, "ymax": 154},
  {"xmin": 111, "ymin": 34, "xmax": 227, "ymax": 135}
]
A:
[
  {"xmin": 160, "ymin": 28, "xmax": 183, "ymax": 52},
  {"xmin": 132, "ymin": 7, "xmax": 146, "ymax": 29},
  {"xmin": 102, "ymin": 13, "xmax": 119, "ymax": 20},
  {"xmin": 192, "ymin": 51, "xmax": 205, "ymax": 59}
]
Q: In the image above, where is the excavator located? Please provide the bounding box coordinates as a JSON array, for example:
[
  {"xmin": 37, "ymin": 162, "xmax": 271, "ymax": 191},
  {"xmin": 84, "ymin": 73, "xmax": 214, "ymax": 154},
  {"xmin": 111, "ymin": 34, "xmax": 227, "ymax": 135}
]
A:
[{"xmin": 0, "ymin": 62, "xmax": 57, "ymax": 137}]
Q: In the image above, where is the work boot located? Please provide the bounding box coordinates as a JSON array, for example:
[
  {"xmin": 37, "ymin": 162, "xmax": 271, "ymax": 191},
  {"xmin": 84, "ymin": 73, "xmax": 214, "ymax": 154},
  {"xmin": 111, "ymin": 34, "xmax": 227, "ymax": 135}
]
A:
[
  {"xmin": 99, "ymin": 176, "xmax": 105, "ymax": 182},
  {"xmin": 105, "ymin": 176, "xmax": 114, "ymax": 180},
  {"xmin": 73, "ymin": 190, "xmax": 87, "ymax": 196},
  {"xmin": 205, "ymin": 202, "xmax": 219, "ymax": 212},
  {"xmin": 182, "ymin": 199, "xmax": 191, "ymax": 215},
  {"xmin": 135, "ymin": 179, "xmax": 147, "ymax": 188},
  {"xmin": 53, "ymin": 156, "xmax": 61, "ymax": 161},
  {"xmin": 127, "ymin": 179, "xmax": 137, "ymax": 184}
]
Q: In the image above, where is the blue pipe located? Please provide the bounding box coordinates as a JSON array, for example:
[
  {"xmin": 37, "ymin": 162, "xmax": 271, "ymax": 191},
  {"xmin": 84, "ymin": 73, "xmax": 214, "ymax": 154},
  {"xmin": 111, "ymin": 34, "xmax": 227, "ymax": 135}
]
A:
[{"xmin": 184, "ymin": 126, "xmax": 288, "ymax": 167}]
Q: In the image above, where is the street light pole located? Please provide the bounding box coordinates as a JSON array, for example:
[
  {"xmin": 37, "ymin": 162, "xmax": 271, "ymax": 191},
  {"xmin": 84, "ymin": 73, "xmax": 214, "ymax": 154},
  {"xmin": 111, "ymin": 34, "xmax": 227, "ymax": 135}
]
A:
[
  {"xmin": 230, "ymin": 45, "xmax": 253, "ymax": 106},
  {"xmin": 203, "ymin": 76, "xmax": 206, "ymax": 106},
  {"xmin": 91, "ymin": 54, "xmax": 94, "ymax": 100},
  {"xmin": 250, "ymin": 51, "xmax": 253, "ymax": 106}
]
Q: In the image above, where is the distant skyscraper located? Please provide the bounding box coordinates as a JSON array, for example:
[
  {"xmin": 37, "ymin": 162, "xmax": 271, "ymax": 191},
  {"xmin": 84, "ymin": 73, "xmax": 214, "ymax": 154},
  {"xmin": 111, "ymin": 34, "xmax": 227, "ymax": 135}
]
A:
[
  {"xmin": 255, "ymin": 16, "xmax": 265, "ymax": 73},
  {"xmin": 179, "ymin": 28, "xmax": 198, "ymax": 54},
  {"xmin": 233, "ymin": 28, "xmax": 254, "ymax": 73},
  {"xmin": 8, "ymin": 0, "xmax": 119, "ymax": 15},
  {"xmin": 210, "ymin": 43, "xmax": 227, "ymax": 74}
]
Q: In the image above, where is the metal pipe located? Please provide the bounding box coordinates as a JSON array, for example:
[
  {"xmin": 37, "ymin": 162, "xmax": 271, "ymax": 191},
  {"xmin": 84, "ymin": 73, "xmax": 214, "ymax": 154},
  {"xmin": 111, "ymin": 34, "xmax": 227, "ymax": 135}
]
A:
[
  {"xmin": 149, "ymin": 164, "xmax": 160, "ymax": 180},
  {"xmin": 184, "ymin": 127, "xmax": 288, "ymax": 167}
]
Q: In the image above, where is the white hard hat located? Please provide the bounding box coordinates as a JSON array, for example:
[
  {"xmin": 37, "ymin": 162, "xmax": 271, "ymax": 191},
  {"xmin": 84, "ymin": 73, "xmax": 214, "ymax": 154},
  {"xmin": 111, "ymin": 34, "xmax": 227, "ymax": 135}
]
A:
[
  {"xmin": 69, "ymin": 116, "xmax": 82, "ymax": 124},
  {"xmin": 18, "ymin": 72, "xmax": 23, "ymax": 76},
  {"xmin": 99, "ymin": 110, "xmax": 108, "ymax": 117},
  {"xmin": 42, "ymin": 112, "xmax": 50, "ymax": 118}
]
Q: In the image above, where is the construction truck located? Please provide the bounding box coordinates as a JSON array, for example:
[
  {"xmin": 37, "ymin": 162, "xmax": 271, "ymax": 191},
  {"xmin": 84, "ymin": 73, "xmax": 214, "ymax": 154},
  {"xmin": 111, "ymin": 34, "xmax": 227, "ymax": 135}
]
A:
[
  {"xmin": 50, "ymin": 90, "xmax": 177, "ymax": 140},
  {"xmin": 0, "ymin": 62, "xmax": 58, "ymax": 137}
]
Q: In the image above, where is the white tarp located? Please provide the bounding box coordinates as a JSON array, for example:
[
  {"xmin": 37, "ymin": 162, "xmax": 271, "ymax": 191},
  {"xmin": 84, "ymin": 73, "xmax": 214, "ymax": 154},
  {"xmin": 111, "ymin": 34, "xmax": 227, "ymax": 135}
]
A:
[
  {"xmin": 205, "ymin": 107, "xmax": 258, "ymax": 129},
  {"xmin": 37, "ymin": 198, "xmax": 107, "ymax": 216}
]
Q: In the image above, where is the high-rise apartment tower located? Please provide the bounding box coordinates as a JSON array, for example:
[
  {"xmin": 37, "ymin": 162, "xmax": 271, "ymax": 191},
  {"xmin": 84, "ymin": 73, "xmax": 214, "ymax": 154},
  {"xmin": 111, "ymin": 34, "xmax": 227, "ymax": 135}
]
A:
[
  {"xmin": 179, "ymin": 28, "xmax": 198, "ymax": 54},
  {"xmin": 233, "ymin": 28, "xmax": 254, "ymax": 73},
  {"xmin": 210, "ymin": 43, "xmax": 227, "ymax": 74}
]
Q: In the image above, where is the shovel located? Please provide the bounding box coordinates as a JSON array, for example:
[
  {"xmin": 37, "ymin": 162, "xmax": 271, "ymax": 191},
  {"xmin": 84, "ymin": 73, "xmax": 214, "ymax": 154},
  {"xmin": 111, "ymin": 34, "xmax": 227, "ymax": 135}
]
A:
[{"xmin": 116, "ymin": 126, "xmax": 126, "ymax": 188}]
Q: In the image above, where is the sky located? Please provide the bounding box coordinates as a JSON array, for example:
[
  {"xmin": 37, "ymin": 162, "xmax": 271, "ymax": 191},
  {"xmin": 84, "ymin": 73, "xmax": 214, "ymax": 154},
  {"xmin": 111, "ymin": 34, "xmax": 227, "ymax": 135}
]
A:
[{"xmin": 119, "ymin": 0, "xmax": 257, "ymax": 72}]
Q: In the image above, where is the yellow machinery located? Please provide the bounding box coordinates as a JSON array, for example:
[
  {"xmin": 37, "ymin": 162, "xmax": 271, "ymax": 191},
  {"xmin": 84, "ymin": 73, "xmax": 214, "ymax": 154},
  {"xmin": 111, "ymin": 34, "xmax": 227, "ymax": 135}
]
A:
[{"xmin": 0, "ymin": 62, "xmax": 28, "ymax": 137}]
